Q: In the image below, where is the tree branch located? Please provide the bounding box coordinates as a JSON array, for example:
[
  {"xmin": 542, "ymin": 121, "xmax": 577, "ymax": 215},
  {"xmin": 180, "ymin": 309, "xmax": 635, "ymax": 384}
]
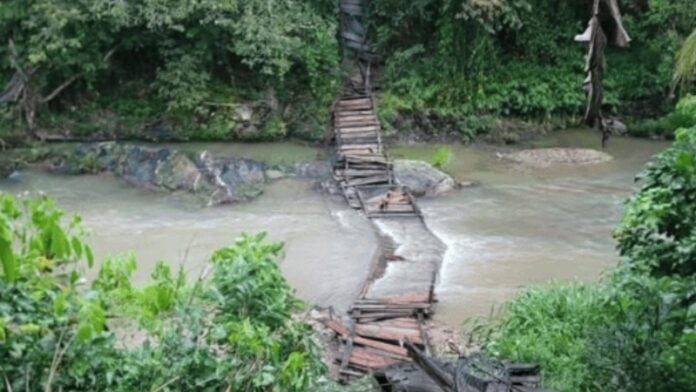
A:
[
  {"xmin": 41, "ymin": 76, "xmax": 79, "ymax": 103},
  {"xmin": 40, "ymin": 45, "xmax": 117, "ymax": 104},
  {"xmin": 7, "ymin": 38, "xmax": 28, "ymax": 81}
]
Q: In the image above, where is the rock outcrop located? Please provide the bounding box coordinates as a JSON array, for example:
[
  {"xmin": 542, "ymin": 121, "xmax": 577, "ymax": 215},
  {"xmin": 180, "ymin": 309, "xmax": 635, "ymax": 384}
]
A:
[
  {"xmin": 393, "ymin": 159, "xmax": 457, "ymax": 197},
  {"xmin": 50, "ymin": 143, "xmax": 266, "ymax": 205},
  {"xmin": 14, "ymin": 143, "xmax": 457, "ymax": 204},
  {"xmin": 0, "ymin": 158, "xmax": 15, "ymax": 178}
]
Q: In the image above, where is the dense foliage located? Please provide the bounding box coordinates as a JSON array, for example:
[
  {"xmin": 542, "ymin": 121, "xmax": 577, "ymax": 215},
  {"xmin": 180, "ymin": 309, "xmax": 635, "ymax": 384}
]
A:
[
  {"xmin": 370, "ymin": 0, "xmax": 696, "ymax": 132},
  {"xmin": 0, "ymin": 195, "xmax": 349, "ymax": 391},
  {"xmin": 479, "ymin": 128, "xmax": 696, "ymax": 391},
  {"xmin": 0, "ymin": 0, "xmax": 340, "ymax": 141},
  {"xmin": 616, "ymin": 127, "xmax": 696, "ymax": 276},
  {"xmin": 1, "ymin": 0, "xmax": 694, "ymax": 142}
]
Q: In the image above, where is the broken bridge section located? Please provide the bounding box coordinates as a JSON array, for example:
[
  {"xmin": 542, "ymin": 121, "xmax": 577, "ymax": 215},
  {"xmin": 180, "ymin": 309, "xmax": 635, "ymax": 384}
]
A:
[
  {"xmin": 326, "ymin": 3, "xmax": 447, "ymax": 374},
  {"xmin": 328, "ymin": 89, "xmax": 447, "ymax": 378}
]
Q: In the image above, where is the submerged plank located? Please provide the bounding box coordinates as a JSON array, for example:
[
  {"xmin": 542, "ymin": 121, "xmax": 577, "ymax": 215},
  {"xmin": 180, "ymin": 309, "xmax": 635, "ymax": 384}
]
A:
[{"xmin": 355, "ymin": 323, "xmax": 423, "ymax": 344}]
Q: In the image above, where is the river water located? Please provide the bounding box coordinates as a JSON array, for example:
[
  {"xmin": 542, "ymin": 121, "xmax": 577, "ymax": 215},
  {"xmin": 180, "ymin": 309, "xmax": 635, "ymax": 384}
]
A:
[
  {"xmin": 393, "ymin": 130, "xmax": 669, "ymax": 325},
  {"xmin": 0, "ymin": 132, "xmax": 669, "ymax": 326},
  {"xmin": 0, "ymin": 163, "xmax": 375, "ymax": 311}
]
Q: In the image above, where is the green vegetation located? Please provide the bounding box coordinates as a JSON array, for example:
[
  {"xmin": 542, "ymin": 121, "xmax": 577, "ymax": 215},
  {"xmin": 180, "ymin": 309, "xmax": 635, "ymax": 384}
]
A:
[
  {"xmin": 370, "ymin": 0, "xmax": 696, "ymax": 133},
  {"xmin": 477, "ymin": 128, "xmax": 696, "ymax": 391},
  {"xmin": 1, "ymin": 1, "xmax": 694, "ymax": 144},
  {"xmin": 0, "ymin": 0, "xmax": 340, "ymax": 142},
  {"xmin": 431, "ymin": 147, "xmax": 453, "ymax": 169},
  {"xmin": 629, "ymin": 95, "xmax": 696, "ymax": 138},
  {"xmin": 0, "ymin": 193, "xmax": 362, "ymax": 391}
]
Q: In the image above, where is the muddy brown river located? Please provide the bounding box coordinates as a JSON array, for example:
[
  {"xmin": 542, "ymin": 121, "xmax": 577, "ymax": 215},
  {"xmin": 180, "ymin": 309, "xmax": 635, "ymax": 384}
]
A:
[{"xmin": 0, "ymin": 131, "xmax": 669, "ymax": 327}]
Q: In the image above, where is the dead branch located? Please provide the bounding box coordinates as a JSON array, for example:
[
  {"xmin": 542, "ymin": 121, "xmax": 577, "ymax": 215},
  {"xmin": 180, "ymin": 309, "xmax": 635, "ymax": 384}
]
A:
[
  {"xmin": 3, "ymin": 374, "xmax": 13, "ymax": 392},
  {"xmin": 8, "ymin": 38, "xmax": 28, "ymax": 80},
  {"xmin": 41, "ymin": 76, "xmax": 79, "ymax": 103},
  {"xmin": 0, "ymin": 72, "xmax": 25, "ymax": 104}
]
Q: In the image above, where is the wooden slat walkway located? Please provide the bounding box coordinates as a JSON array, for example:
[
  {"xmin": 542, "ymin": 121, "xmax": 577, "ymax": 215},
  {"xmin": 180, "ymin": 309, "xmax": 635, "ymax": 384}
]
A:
[
  {"xmin": 326, "ymin": 0, "xmax": 446, "ymax": 380},
  {"xmin": 329, "ymin": 91, "xmax": 445, "ymax": 377}
]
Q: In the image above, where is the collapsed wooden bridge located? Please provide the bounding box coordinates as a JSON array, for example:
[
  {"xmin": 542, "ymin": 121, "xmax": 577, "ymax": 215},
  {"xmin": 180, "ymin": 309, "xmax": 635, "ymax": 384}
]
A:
[
  {"xmin": 328, "ymin": 87, "xmax": 443, "ymax": 377},
  {"xmin": 326, "ymin": 72, "xmax": 543, "ymax": 392},
  {"xmin": 322, "ymin": 2, "xmax": 544, "ymax": 390},
  {"xmin": 321, "ymin": 0, "xmax": 445, "ymax": 380}
]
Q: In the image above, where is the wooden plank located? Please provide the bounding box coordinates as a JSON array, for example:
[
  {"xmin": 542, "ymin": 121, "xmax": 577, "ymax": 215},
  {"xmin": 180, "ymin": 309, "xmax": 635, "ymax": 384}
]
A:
[
  {"xmin": 353, "ymin": 336, "xmax": 409, "ymax": 357},
  {"xmin": 368, "ymin": 318, "xmax": 420, "ymax": 330},
  {"xmin": 349, "ymin": 347, "xmax": 402, "ymax": 370},
  {"xmin": 346, "ymin": 176, "xmax": 390, "ymax": 187},
  {"xmin": 357, "ymin": 312, "xmax": 415, "ymax": 322},
  {"xmin": 338, "ymin": 136, "xmax": 379, "ymax": 143},
  {"xmin": 345, "ymin": 165, "xmax": 390, "ymax": 172},
  {"xmin": 382, "ymin": 205, "xmax": 417, "ymax": 213},
  {"xmin": 337, "ymin": 115, "xmax": 377, "ymax": 123},
  {"xmin": 340, "ymin": 152, "xmax": 383, "ymax": 159},
  {"xmin": 337, "ymin": 103, "xmax": 372, "ymax": 111},
  {"xmin": 362, "ymin": 293, "xmax": 432, "ymax": 304},
  {"xmin": 335, "ymin": 169, "xmax": 389, "ymax": 177},
  {"xmin": 336, "ymin": 119, "xmax": 380, "ymax": 127},
  {"xmin": 355, "ymin": 324, "xmax": 423, "ymax": 344},
  {"xmin": 338, "ymin": 143, "xmax": 380, "ymax": 150},
  {"xmin": 353, "ymin": 302, "xmax": 431, "ymax": 310},
  {"xmin": 336, "ymin": 125, "xmax": 380, "ymax": 133},
  {"xmin": 338, "ymin": 97, "xmax": 371, "ymax": 106},
  {"xmin": 336, "ymin": 133, "xmax": 380, "ymax": 141},
  {"xmin": 337, "ymin": 132, "xmax": 379, "ymax": 140},
  {"xmin": 337, "ymin": 110, "xmax": 374, "ymax": 117},
  {"xmin": 326, "ymin": 319, "xmax": 350, "ymax": 337},
  {"xmin": 343, "ymin": 155, "xmax": 388, "ymax": 164},
  {"xmin": 354, "ymin": 307, "xmax": 418, "ymax": 315},
  {"xmin": 345, "ymin": 159, "xmax": 390, "ymax": 166}
]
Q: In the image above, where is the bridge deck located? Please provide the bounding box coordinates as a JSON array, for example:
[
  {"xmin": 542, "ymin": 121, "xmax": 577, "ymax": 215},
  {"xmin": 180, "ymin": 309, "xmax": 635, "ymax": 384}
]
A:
[{"xmin": 328, "ymin": 92, "xmax": 445, "ymax": 377}]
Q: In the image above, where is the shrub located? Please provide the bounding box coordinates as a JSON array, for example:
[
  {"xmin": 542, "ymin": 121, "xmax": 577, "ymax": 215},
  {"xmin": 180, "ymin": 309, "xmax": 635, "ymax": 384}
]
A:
[
  {"xmin": 482, "ymin": 282, "xmax": 614, "ymax": 391},
  {"xmin": 431, "ymin": 147, "xmax": 453, "ymax": 169},
  {"xmin": 0, "ymin": 193, "xmax": 336, "ymax": 391},
  {"xmin": 615, "ymin": 127, "xmax": 696, "ymax": 277}
]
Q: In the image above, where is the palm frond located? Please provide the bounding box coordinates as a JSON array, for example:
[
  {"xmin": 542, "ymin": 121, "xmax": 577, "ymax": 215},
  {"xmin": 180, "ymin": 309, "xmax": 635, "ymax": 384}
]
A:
[{"xmin": 674, "ymin": 29, "xmax": 696, "ymax": 90}]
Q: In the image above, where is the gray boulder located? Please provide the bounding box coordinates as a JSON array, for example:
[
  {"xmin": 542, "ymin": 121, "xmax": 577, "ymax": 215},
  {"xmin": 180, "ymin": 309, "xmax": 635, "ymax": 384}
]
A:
[
  {"xmin": 393, "ymin": 159, "xmax": 456, "ymax": 197},
  {"xmin": 0, "ymin": 159, "xmax": 15, "ymax": 178},
  {"xmin": 50, "ymin": 142, "xmax": 267, "ymax": 205}
]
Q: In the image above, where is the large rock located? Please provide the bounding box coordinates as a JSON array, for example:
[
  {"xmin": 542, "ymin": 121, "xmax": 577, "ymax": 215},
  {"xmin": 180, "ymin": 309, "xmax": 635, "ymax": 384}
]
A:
[
  {"xmin": 0, "ymin": 159, "xmax": 15, "ymax": 178},
  {"xmin": 50, "ymin": 143, "xmax": 267, "ymax": 205},
  {"xmin": 393, "ymin": 159, "xmax": 456, "ymax": 197}
]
